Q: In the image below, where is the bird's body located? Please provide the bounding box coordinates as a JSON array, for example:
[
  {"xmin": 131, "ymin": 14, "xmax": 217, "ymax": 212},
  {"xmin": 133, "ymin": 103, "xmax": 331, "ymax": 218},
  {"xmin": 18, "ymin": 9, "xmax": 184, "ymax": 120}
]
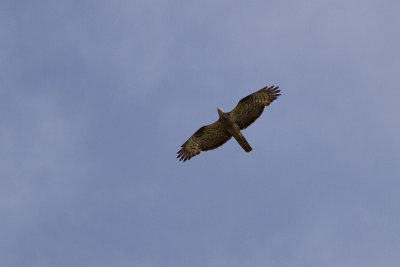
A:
[
  {"xmin": 217, "ymin": 108, "xmax": 253, "ymax": 152},
  {"xmin": 177, "ymin": 85, "xmax": 281, "ymax": 161}
]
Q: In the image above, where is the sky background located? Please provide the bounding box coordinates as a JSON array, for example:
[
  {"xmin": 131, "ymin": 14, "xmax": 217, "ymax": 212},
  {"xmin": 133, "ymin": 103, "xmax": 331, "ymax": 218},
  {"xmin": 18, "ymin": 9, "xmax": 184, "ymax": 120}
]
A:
[{"xmin": 1, "ymin": 0, "xmax": 400, "ymax": 266}]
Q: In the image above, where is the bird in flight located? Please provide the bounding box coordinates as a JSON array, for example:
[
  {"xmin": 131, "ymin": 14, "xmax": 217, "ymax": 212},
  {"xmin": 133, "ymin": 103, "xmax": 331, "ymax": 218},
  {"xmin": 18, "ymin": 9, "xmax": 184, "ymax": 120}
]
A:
[{"xmin": 177, "ymin": 85, "xmax": 281, "ymax": 161}]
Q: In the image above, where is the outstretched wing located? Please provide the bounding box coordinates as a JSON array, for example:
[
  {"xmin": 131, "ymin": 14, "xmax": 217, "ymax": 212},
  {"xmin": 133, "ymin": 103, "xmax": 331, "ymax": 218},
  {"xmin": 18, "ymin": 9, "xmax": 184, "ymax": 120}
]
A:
[
  {"xmin": 230, "ymin": 85, "xmax": 280, "ymax": 130},
  {"xmin": 177, "ymin": 121, "xmax": 231, "ymax": 162}
]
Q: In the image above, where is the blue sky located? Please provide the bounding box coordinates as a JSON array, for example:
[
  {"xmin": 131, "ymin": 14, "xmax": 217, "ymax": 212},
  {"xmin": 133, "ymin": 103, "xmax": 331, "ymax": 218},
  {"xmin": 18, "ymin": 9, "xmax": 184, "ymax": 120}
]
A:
[{"xmin": 1, "ymin": 0, "xmax": 400, "ymax": 266}]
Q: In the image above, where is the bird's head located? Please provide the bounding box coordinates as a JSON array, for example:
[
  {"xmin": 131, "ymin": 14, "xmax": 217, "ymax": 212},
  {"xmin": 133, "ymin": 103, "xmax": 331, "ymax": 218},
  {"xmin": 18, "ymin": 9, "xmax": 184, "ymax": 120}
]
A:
[{"xmin": 217, "ymin": 107, "xmax": 225, "ymax": 117}]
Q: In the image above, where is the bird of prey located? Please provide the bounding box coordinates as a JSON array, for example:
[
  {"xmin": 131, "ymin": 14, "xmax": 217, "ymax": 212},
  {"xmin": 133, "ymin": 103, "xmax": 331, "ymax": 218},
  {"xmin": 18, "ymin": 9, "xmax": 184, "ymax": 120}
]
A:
[{"xmin": 177, "ymin": 85, "xmax": 281, "ymax": 161}]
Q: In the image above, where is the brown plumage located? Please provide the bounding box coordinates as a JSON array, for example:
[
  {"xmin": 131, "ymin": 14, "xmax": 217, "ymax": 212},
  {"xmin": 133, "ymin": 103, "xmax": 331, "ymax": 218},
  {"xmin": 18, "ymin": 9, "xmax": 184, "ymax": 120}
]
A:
[{"xmin": 177, "ymin": 85, "xmax": 281, "ymax": 161}]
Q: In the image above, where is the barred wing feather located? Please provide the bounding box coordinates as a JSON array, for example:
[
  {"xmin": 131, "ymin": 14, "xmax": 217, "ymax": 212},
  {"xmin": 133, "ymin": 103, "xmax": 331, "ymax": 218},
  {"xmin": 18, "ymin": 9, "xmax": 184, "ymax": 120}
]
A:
[
  {"xmin": 230, "ymin": 85, "xmax": 280, "ymax": 130},
  {"xmin": 177, "ymin": 121, "xmax": 231, "ymax": 161}
]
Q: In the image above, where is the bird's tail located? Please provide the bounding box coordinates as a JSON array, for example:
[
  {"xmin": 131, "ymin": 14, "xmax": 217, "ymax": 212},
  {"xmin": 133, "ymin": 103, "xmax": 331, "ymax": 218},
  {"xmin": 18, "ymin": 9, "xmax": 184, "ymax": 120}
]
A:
[{"xmin": 233, "ymin": 133, "xmax": 252, "ymax": 152}]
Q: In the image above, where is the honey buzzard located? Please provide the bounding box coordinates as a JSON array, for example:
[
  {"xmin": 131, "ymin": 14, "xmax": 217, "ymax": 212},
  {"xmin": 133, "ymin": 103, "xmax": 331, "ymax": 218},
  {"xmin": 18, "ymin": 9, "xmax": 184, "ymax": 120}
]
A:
[{"xmin": 177, "ymin": 85, "xmax": 281, "ymax": 161}]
